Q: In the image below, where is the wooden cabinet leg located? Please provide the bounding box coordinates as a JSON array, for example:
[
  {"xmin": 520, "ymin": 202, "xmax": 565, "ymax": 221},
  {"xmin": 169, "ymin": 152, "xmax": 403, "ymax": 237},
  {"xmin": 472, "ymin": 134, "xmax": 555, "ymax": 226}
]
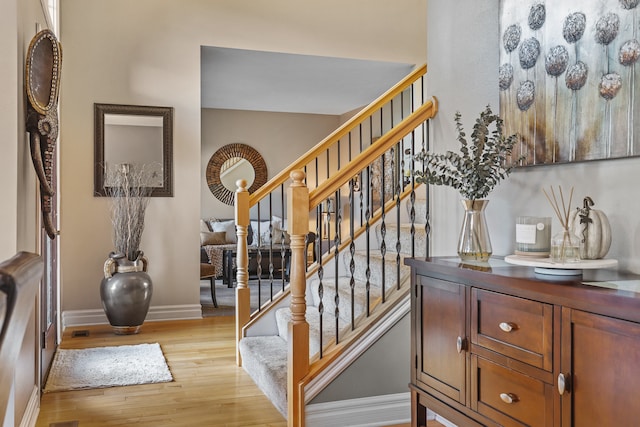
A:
[{"xmin": 411, "ymin": 389, "xmax": 427, "ymax": 427}]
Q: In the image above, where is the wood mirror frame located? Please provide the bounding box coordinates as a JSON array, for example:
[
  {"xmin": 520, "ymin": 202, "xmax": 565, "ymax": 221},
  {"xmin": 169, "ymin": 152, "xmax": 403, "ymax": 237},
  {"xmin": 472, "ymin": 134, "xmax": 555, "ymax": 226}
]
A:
[
  {"xmin": 94, "ymin": 103, "xmax": 173, "ymax": 197},
  {"xmin": 206, "ymin": 143, "xmax": 267, "ymax": 205}
]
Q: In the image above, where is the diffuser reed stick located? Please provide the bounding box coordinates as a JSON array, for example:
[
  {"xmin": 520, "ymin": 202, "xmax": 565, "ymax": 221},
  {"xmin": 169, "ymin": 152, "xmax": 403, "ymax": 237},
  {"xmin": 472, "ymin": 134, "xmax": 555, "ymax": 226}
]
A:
[{"xmin": 543, "ymin": 186, "xmax": 579, "ymax": 263}]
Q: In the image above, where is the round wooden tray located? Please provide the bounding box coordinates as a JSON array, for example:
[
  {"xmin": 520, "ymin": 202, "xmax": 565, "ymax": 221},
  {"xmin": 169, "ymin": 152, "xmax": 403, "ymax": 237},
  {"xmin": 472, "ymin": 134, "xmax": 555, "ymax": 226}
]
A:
[{"xmin": 504, "ymin": 254, "xmax": 618, "ymax": 276}]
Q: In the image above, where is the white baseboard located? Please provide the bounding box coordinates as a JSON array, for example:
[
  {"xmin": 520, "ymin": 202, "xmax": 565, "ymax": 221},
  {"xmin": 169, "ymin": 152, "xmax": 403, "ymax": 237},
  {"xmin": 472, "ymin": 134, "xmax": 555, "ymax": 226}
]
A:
[
  {"xmin": 18, "ymin": 386, "xmax": 39, "ymax": 427},
  {"xmin": 61, "ymin": 304, "xmax": 202, "ymax": 329},
  {"xmin": 306, "ymin": 392, "xmax": 410, "ymax": 427}
]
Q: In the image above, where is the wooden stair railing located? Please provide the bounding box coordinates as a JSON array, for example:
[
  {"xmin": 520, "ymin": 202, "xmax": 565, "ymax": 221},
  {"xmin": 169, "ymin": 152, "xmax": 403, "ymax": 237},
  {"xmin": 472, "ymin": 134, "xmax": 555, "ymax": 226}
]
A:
[
  {"xmin": 284, "ymin": 96, "xmax": 437, "ymax": 426},
  {"xmin": 232, "ymin": 61, "xmax": 437, "ymax": 425}
]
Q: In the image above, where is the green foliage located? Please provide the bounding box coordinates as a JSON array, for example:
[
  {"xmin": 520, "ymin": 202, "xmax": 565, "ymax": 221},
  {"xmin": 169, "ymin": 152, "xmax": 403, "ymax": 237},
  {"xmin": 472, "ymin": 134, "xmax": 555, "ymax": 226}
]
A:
[{"xmin": 413, "ymin": 105, "xmax": 522, "ymax": 201}]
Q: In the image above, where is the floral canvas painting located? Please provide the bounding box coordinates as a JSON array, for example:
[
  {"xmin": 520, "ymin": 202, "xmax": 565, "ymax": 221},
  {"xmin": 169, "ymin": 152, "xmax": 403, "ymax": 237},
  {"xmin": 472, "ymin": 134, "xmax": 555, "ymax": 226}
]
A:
[{"xmin": 500, "ymin": 0, "xmax": 640, "ymax": 165}]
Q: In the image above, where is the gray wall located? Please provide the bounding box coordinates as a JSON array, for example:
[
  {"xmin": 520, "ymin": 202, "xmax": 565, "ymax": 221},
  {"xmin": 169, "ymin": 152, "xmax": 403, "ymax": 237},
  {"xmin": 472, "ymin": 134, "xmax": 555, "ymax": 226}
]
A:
[
  {"xmin": 428, "ymin": 0, "xmax": 640, "ymax": 272},
  {"xmin": 311, "ymin": 314, "xmax": 410, "ymax": 403}
]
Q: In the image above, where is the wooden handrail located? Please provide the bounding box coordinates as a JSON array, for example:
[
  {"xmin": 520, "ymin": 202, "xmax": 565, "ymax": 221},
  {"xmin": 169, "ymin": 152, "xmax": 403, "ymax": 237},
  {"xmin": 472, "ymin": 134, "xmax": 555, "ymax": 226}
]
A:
[
  {"xmin": 308, "ymin": 96, "xmax": 437, "ymax": 209},
  {"xmin": 249, "ymin": 64, "xmax": 427, "ymax": 205}
]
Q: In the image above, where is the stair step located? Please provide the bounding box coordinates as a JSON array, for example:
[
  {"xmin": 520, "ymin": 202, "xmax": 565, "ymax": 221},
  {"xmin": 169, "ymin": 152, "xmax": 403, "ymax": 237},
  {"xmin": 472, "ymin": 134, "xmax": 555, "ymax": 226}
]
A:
[
  {"xmin": 307, "ymin": 276, "xmax": 385, "ymax": 324},
  {"xmin": 275, "ymin": 305, "xmax": 352, "ymax": 358},
  {"xmin": 375, "ymin": 223, "xmax": 428, "ymax": 258},
  {"xmin": 342, "ymin": 250, "xmax": 411, "ymax": 286},
  {"xmin": 238, "ymin": 335, "xmax": 288, "ymax": 417},
  {"xmin": 406, "ymin": 191, "xmax": 429, "ymax": 223}
]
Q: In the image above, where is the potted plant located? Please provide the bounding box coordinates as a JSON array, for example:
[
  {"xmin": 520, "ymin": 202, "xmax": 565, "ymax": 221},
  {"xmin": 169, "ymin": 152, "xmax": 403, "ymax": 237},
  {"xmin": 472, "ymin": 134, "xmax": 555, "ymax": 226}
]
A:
[
  {"xmin": 100, "ymin": 163, "xmax": 154, "ymax": 334},
  {"xmin": 414, "ymin": 105, "xmax": 521, "ymax": 261}
]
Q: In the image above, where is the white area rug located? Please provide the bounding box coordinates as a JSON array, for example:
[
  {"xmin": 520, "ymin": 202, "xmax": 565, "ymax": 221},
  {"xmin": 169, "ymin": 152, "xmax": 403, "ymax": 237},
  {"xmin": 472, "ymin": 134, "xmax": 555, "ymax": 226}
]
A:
[{"xmin": 44, "ymin": 342, "xmax": 173, "ymax": 392}]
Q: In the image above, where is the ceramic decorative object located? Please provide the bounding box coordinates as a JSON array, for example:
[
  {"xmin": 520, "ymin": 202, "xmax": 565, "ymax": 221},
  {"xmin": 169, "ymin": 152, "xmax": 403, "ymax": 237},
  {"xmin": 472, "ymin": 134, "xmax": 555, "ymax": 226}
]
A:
[
  {"xmin": 100, "ymin": 252, "xmax": 153, "ymax": 335},
  {"xmin": 567, "ymin": 196, "xmax": 612, "ymax": 259},
  {"xmin": 458, "ymin": 199, "xmax": 492, "ymax": 261},
  {"xmin": 101, "ymin": 164, "xmax": 153, "ymax": 334}
]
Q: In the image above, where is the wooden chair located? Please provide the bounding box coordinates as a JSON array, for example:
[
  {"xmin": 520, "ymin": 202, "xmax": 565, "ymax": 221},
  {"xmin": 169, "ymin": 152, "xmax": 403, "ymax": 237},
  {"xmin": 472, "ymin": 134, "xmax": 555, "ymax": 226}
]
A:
[{"xmin": 200, "ymin": 250, "xmax": 218, "ymax": 308}]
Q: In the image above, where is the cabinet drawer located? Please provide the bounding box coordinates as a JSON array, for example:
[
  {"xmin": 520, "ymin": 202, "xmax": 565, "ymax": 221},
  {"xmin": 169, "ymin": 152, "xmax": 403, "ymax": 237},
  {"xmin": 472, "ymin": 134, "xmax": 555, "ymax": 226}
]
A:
[
  {"xmin": 473, "ymin": 356, "xmax": 553, "ymax": 427},
  {"xmin": 472, "ymin": 289, "xmax": 553, "ymax": 371}
]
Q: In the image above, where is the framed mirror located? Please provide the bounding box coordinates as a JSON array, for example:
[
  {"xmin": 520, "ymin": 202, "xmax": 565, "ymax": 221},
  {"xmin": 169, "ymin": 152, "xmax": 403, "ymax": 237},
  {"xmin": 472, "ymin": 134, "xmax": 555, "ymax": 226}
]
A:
[
  {"xmin": 206, "ymin": 143, "xmax": 267, "ymax": 205},
  {"xmin": 94, "ymin": 103, "xmax": 173, "ymax": 197}
]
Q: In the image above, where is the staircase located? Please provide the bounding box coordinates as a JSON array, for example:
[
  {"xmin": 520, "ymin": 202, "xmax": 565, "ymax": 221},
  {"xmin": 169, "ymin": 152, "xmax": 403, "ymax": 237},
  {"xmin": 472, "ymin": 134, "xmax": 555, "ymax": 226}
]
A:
[
  {"xmin": 239, "ymin": 201, "xmax": 428, "ymax": 416},
  {"xmin": 229, "ymin": 64, "xmax": 438, "ymax": 426}
]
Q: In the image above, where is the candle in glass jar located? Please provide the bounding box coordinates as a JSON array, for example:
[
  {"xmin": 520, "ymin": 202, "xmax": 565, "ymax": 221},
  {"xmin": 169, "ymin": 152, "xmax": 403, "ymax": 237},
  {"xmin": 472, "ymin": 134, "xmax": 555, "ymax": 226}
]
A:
[{"xmin": 515, "ymin": 216, "xmax": 551, "ymax": 257}]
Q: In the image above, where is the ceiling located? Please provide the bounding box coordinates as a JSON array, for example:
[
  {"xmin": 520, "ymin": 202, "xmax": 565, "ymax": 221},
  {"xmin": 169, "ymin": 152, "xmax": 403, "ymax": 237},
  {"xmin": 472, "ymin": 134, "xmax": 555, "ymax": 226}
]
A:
[{"xmin": 200, "ymin": 47, "xmax": 415, "ymax": 115}]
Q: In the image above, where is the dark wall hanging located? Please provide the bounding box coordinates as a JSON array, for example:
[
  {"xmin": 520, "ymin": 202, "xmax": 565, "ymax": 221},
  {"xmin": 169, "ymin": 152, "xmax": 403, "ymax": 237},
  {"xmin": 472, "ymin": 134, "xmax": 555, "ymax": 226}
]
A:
[
  {"xmin": 25, "ymin": 29, "xmax": 62, "ymax": 239},
  {"xmin": 500, "ymin": 0, "xmax": 640, "ymax": 166}
]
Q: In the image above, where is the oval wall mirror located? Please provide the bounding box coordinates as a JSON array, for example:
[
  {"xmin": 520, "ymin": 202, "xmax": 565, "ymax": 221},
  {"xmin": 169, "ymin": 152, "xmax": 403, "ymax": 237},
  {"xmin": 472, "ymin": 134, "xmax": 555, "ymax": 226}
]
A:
[{"xmin": 206, "ymin": 143, "xmax": 267, "ymax": 205}]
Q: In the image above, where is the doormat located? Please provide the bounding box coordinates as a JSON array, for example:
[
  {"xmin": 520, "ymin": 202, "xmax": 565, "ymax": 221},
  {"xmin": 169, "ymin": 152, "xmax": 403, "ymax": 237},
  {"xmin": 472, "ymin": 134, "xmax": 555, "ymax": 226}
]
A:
[{"xmin": 44, "ymin": 342, "xmax": 173, "ymax": 392}]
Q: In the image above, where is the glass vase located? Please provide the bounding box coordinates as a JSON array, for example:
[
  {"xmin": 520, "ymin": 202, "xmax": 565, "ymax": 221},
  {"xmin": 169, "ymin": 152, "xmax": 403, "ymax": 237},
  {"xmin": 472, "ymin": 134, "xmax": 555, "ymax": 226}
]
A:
[
  {"xmin": 458, "ymin": 199, "xmax": 492, "ymax": 262},
  {"xmin": 550, "ymin": 229, "xmax": 580, "ymax": 264}
]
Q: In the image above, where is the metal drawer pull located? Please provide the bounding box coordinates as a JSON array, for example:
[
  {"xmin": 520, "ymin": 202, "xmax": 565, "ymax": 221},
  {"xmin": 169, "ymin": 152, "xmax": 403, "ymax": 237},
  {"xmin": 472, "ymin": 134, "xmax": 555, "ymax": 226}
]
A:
[
  {"xmin": 558, "ymin": 373, "xmax": 570, "ymax": 395},
  {"xmin": 499, "ymin": 322, "xmax": 518, "ymax": 332},
  {"xmin": 456, "ymin": 336, "xmax": 463, "ymax": 353},
  {"xmin": 499, "ymin": 393, "xmax": 519, "ymax": 404}
]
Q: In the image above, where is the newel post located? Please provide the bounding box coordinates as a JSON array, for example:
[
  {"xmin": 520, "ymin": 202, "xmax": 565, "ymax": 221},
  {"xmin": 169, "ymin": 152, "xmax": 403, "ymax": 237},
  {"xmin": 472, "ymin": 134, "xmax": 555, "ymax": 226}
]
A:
[
  {"xmin": 287, "ymin": 170, "xmax": 309, "ymax": 427},
  {"xmin": 235, "ymin": 179, "xmax": 250, "ymax": 366}
]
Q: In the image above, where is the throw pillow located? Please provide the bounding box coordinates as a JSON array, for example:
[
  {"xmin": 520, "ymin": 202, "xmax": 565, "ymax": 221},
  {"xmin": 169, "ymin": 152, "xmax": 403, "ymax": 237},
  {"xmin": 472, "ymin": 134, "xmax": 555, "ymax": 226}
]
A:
[
  {"xmin": 200, "ymin": 231, "xmax": 227, "ymax": 245},
  {"xmin": 210, "ymin": 220, "xmax": 237, "ymax": 243},
  {"xmin": 200, "ymin": 219, "xmax": 211, "ymax": 232}
]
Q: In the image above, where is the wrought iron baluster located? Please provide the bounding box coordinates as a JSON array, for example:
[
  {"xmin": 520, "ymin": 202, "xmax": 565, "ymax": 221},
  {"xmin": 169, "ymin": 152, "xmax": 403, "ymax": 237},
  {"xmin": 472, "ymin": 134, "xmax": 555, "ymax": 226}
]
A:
[
  {"xmin": 280, "ymin": 184, "xmax": 287, "ymax": 292},
  {"xmin": 395, "ymin": 142, "xmax": 402, "ymax": 291},
  {"xmin": 365, "ymin": 165, "xmax": 372, "ymax": 317},
  {"xmin": 256, "ymin": 205, "xmax": 263, "ymax": 309},
  {"xmin": 268, "ymin": 194, "xmax": 275, "ymax": 300},
  {"xmin": 315, "ymin": 203, "xmax": 325, "ymax": 358},
  {"xmin": 333, "ymin": 189, "xmax": 341, "ymax": 343},
  {"xmin": 380, "ymin": 152, "xmax": 387, "ymax": 303},
  {"xmin": 349, "ymin": 178, "xmax": 356, "ymax": 330}
]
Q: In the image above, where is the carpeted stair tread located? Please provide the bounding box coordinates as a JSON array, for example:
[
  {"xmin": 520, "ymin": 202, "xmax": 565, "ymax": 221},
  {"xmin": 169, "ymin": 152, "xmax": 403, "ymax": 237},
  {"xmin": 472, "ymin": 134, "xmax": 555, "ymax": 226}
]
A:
[
  {"xmin": 238, "ymin": 335, "xmax": 288, "ymax": 416},
  {"xmin": 375, "ymin": 223, "xmax": 428, "ymax": 257},
  {"xmin": 343, "ymin": 250, "xmax": 411, "ymax": 286},
  {"xmin": 307, "ymin": 276, "xmax": 384, "ymax": 324},
  {"xmin": 275, "ymin": 306, "xmax": 352, "ymax": 358}
]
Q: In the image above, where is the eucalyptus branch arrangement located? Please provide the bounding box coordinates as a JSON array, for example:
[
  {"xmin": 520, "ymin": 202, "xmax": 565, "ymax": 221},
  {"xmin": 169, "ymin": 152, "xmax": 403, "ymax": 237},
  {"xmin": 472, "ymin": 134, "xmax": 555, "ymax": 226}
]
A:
[
  {"xmin": 414, "ymin": 105, "xmax": 522, "ymax": 201},
  {"xmin": 105, "ymin": 164, "xmax": 153, "ymax": 261}
]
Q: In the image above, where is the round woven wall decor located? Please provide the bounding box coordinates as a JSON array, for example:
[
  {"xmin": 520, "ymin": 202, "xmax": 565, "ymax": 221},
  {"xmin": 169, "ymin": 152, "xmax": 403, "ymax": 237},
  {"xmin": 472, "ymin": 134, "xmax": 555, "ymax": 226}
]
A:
[{"xmin": 206, "ymin": 143, "xmax": 267, "ymax": 205}]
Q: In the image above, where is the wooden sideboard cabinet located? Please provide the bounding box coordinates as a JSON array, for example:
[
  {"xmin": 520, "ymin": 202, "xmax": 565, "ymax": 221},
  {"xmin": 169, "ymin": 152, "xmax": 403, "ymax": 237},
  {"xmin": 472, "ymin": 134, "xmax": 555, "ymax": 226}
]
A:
[{"xmin": 406, "ymin": 257, "xmax": 640, "ymax": 427}]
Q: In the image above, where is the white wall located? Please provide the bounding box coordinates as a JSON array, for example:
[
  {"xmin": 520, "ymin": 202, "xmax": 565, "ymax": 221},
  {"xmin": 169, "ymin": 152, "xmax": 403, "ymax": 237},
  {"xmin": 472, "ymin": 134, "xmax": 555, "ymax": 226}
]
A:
[
  {"xmin": 427, "ymin": 0, "xmax": 640, "ymax": 273},
  {"xmin": 59, "ymin": 0, "xmax": 428, "ymax": 318}
]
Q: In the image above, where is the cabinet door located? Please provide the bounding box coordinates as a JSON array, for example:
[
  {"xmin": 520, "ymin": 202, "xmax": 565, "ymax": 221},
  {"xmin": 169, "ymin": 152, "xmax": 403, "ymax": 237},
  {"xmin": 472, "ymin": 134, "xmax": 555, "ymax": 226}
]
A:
[
  {"xmin": 415, "ymin": 275, "xmax": 467, "ymax": 404},
  {"xmin": 561, "ymin": 308, "xmax": 640, "ymax": 426}
]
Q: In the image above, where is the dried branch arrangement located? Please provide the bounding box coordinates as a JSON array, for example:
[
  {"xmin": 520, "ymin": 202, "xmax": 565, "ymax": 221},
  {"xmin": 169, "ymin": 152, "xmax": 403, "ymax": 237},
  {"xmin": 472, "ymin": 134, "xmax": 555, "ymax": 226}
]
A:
[{"xmin": 105, "ymin": 164, "xmax": 153, "ymax": 261}]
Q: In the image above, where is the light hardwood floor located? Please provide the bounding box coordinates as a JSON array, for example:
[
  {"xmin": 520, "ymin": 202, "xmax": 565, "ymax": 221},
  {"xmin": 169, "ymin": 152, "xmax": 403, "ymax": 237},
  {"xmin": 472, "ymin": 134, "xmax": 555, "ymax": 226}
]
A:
[
  {"xmin": 36, "ymin": 316, "xmax": 444, "ymax": 427},
  {"xmin": 36, "ymin": 317, "xmax": 286, "ymax": 427}
]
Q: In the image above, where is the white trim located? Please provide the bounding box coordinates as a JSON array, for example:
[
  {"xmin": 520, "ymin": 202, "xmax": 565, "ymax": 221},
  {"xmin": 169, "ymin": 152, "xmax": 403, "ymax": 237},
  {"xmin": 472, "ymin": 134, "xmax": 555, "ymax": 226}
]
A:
[
  {"xmin": 18, "ymin": 386, "xmax": 39, "ymax": 427},
  {"xmin": 304, "ymin": 296, "xmax": 410, "ymax": 402},
  {"xmin": 434, "ymin": 413, "xmax": 457, "ymax": 427},
  {"xmin": 61, "ymin": 304, "xmax": 202, "ymax": 329},
  {"xmin": 306, "ymin": 392, "xmax": 410, "ymax": 427}
]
